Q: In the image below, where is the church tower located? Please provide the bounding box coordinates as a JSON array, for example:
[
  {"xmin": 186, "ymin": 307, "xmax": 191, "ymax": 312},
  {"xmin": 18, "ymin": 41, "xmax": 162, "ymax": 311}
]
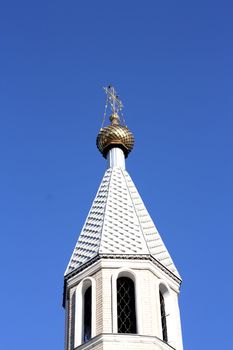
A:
[{"xmin": 63, "ymin": 86, "xmax": 183, "ymax": 350}]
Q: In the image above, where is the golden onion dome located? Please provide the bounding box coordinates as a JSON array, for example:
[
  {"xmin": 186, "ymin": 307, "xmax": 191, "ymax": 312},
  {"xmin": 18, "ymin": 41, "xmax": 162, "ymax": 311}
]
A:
[{"xmin": 96, "ymin": 113, "xmax": 134, "ymax": 158}]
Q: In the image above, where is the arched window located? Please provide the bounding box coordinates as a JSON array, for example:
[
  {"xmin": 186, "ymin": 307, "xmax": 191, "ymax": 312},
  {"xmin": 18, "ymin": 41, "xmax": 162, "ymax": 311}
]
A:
[
  {"xmin": 83, "ymin": 286, "xmax": 92, "ymax": 343},
  {"xmin": 160, "ymin": 291, "xmax": 168, "ymax": 342},
  {"xmin": 117, "ymin": 277, "xmax": 137, "ymax": 334},
  {"xmin": 74, "ymin": 277, "xmax": 96, "ymax": 348}
]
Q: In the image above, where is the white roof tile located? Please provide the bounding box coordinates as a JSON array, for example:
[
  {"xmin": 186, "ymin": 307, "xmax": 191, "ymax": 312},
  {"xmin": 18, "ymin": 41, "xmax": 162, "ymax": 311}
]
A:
[{"xmin": 65, "ymin": 167, "xmax": 180, "ymax": 279}]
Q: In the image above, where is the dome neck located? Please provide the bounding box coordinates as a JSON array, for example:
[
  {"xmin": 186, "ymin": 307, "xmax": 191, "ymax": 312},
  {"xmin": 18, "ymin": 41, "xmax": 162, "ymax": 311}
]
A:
[
  {"xmin": 109, "ymin": 113, "xmax": 120, "ymax": 126},
  {"xmin": 107, "ymin": 147, "xmax": 125, "ymax": 169}
]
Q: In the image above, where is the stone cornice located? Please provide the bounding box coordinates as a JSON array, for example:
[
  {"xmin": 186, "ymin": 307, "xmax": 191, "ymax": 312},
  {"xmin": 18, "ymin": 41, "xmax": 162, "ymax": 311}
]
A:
[
  {"xmin": 74, "ymin": 333, "xmax": 176, "ymax": 350},
  {"xmin": 63, "ymin": 253, "xmax": 181, "ymax": 307}
]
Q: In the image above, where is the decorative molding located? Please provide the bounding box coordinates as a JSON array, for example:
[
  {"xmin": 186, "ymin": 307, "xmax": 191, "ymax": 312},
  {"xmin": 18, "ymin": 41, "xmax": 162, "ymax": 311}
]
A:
[
  {"xmin": 100, "ymin": 254, "xmax": 181, "ymax": 284},
  {"xmin": 63, "ymin": 254, "xmax": 181, "ymax": 307},
  {"xmin": 74, "ymin": 333, "xmax": 176, "ymax": 350}
]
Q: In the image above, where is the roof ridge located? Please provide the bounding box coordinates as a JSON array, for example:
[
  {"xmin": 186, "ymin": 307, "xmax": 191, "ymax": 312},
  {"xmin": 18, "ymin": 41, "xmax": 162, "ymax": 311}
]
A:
[
  {"xmin": 122, "ymin": 171, "xmax": 180, "ymax": 279},
  {"xmin": 98, "ymin": 168, "xmax": 114, "ymax": 253},
  {"xmin": 120, "ymin": 168, "xmax": 150, "ymax": 255}
]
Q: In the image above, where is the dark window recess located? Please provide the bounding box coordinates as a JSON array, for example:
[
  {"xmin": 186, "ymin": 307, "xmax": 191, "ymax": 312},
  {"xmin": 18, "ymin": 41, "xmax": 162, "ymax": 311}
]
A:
[
  {"xmin": 160, "ymin": 291, "xmax": 168, "ymax": 342},
  {"xmin": 117, "ymin": 277, "xmax": 137, "ymax": 333},
  {"xmin": 83, "ymin": 286, "xmax": 92, "ymax": 343}
]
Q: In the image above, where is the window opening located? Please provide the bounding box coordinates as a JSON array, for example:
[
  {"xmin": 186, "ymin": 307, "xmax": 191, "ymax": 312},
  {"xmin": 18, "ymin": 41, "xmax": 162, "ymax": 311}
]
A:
[
  {"xmin": 160, "ymin": 291, "xmax": 168, "ymax": 342},
  {"xmin": 117, "ymin": 277, "xmax": 136, "ymax": 333},
  {"xmin": 83, "ymin": 286, "xmax": 92, "ymax": 342}
]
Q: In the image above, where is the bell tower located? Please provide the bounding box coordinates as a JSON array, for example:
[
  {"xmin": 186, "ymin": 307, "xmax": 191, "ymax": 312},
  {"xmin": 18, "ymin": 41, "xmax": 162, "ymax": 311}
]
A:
[{"xmin": 63, "ymin": 86, "xmax": 183, "ymax": 350}]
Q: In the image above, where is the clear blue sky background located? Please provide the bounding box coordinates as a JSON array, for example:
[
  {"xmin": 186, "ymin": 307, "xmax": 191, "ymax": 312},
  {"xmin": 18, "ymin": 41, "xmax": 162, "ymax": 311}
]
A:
[{"xmin": 0, "ymin": 1, "xmax": 232, "ymax": 349}]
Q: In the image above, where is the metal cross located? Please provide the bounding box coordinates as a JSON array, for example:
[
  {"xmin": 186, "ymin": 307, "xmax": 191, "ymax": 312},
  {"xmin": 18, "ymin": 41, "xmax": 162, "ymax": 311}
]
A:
[{"xmin": 103, "ymin": 85, "xmax": 123, "ymax": 114}]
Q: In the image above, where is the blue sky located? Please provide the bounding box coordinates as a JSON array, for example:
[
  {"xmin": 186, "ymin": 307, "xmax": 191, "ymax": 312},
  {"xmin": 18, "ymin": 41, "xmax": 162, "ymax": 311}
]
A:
[{"xmin": 0, "ymin": 1, "xmax": 233, "ymax": 349}]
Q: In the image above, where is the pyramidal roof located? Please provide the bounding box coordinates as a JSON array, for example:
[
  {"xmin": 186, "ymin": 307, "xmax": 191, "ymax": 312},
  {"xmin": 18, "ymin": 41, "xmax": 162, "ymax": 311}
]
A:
[
  {"xmin": 65, "ymin": 86, "xmax": 180, "ymax": 280},
  {"xmin": 65, "ymin": 165, "xmax": 181, "ymax": 280}
]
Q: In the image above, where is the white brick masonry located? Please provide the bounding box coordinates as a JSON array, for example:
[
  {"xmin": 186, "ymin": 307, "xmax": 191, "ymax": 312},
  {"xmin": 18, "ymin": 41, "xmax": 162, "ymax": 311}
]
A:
[{"xmin": 65, "ymin": 259, "xmax": 183, "ymax": 350}]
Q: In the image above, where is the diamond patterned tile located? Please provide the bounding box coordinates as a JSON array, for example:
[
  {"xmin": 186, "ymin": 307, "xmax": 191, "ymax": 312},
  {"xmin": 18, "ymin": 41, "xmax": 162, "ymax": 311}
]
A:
[{"xmin": 65, "ymin": 167, "xmax": 180, "ymax": 279}]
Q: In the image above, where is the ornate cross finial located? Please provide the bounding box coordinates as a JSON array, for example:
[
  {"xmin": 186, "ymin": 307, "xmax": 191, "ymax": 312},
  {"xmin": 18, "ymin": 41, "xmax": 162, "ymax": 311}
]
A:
[{"xmin": 103, "ymin": 85, "xmax": 123, "ymax": 115}]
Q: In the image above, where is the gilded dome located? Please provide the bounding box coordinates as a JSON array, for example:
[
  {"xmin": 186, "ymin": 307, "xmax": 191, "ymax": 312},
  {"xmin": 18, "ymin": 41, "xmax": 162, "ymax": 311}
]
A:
[{"xmin": 96, "ymin": 114, "xmax": 134, "ymax": 158}]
